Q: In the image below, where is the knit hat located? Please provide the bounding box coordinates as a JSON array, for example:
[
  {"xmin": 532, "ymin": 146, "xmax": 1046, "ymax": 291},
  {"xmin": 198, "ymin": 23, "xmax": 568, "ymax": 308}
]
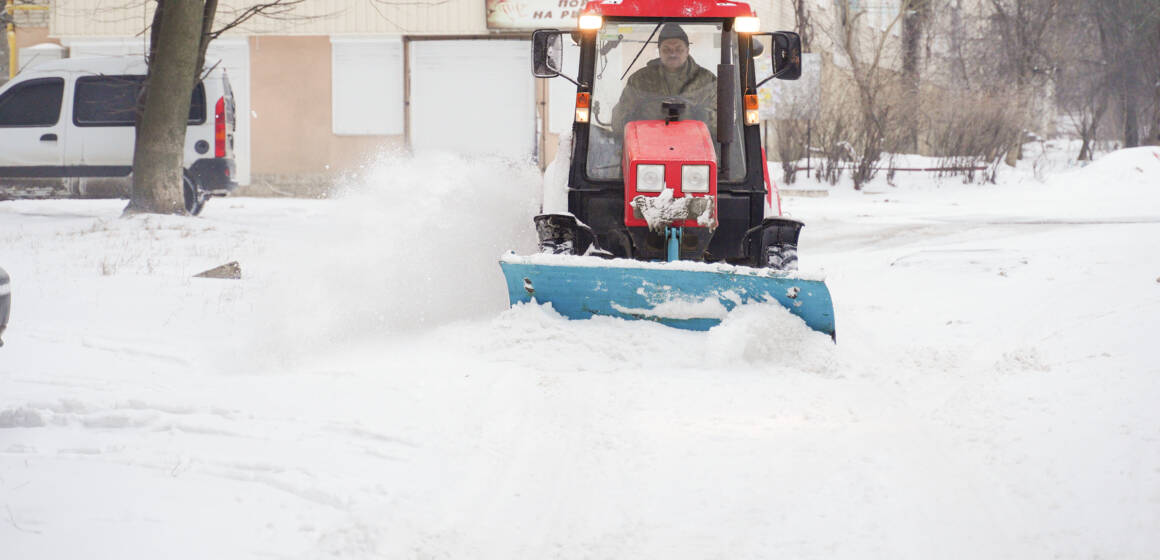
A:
[{"xmin": 658, "ymin": 23, "xmax": 689, "ymax": 46}]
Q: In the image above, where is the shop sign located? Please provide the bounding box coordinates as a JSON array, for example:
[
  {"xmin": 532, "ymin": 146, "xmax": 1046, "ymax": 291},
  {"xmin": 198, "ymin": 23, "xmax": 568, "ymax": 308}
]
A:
[{"xmin": 486, "ymin": 0, "xmax": 584, "ymax": 30}]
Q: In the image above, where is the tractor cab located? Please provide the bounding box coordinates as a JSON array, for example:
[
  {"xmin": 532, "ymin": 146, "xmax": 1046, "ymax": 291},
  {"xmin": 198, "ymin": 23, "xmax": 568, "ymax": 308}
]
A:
[
  {"xmin": 500, "ymin": 0, "xmax": 834, "ymax": 338},
  {"xmin": 587, "ymin": 21, "xmax": 742, "ymax": 181},
  {"xmin": 532, "ymin": 0, "xmax": 803, "ymax": 265}
]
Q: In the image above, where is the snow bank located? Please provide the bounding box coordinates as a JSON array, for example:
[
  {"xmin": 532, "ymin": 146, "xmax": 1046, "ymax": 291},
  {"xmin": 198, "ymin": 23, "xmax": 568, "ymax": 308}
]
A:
[
  {"xmin": 997, "ymin": 146, "xmax": 1160, "ymax": 222},
  {"xmin": 3, "ymin": 139, "xmax": 1159, "ymax": 559},
  {"xmin": 1066, "ymin": 146, "xmax": 1160, "ymax": 189}
]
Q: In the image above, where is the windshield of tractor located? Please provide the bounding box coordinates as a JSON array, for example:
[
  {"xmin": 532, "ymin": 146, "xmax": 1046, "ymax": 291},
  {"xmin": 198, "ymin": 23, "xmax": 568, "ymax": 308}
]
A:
[{"xmin": 586, "ymin": 21, "xmax": 747, "ymax": 182}]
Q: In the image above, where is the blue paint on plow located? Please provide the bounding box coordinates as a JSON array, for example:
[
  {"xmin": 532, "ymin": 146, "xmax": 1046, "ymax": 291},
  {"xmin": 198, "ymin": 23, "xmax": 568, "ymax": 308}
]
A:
[{"xmin": 499, "ymin": 258, "xmax": 836, "ymax": 337}]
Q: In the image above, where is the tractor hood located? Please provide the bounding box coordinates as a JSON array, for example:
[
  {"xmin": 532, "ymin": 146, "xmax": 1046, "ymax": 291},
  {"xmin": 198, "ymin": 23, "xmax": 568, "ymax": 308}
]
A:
[{"xmin": 622, "ymin": 119, "xmax": 718, "ymax": 231}]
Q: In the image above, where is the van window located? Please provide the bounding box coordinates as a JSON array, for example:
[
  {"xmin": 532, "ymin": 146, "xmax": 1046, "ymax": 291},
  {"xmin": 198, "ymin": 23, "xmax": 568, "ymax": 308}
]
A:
[
  {"xmin": 0, "ymin": 78, "xmax": 65, "ymax": 127},
  {"xmin": 189, "ymin": 82, "xmax": 207, "ymax": 124},
  {"xmin": 73, "ymin": 75, "xmax": 208, "ymax": 127},
  {"xmin": 74, "ymin": 75, "xmax": 143, "ymax": 126}
]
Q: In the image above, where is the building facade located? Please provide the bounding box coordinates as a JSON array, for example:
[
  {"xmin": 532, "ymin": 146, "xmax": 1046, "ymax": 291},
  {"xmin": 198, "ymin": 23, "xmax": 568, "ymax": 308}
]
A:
[{"xmin": 11, "ymin": 0, "xmax": 834, "ymax": 192}]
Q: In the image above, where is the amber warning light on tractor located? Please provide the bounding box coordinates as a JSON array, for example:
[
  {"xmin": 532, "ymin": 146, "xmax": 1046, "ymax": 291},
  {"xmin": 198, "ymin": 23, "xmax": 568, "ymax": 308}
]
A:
[
  {"xmin": 744, "ymin": 94, "xmax": 760, "ymax": 125},
  {"xmin": 575, "ymin": 92, "xmax": 591, "ymax": 123}
]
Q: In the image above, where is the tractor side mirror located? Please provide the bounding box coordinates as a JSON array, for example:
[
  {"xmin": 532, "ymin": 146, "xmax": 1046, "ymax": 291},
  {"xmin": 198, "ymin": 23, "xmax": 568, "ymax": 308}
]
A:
[
  {"xmin": 532, "ymin": 29, "xmax": 584, "ymax": 86},
  {"xmin": 532, "ymin": 29, "xmax": 564, "ymax": 78},
  {"xmin": 770, "ymin": 31, "xmax": 802, "ymax": 81}
]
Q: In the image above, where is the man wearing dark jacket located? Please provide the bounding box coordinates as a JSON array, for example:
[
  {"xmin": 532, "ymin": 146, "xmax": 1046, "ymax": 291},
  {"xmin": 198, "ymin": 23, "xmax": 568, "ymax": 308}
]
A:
[{"xmin": 611, "ymin": 23, "xmax": 718, "ymax": 138}]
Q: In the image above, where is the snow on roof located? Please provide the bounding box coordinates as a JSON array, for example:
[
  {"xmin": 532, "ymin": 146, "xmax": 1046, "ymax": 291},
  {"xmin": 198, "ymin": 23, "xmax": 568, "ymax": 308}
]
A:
[
  {"xmin": 16, "ymin": 55, "xmax": 234, "ymax": 80},
  {"xmin": 18, "ymin": 55, "xmax": 149, "ymax": 76}
]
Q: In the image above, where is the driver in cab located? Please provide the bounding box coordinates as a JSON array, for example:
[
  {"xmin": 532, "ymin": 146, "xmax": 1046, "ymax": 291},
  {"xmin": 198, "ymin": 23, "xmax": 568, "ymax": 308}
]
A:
[{"xmin": 611, "ymin": 23, "xmax": 718, "ymax": 138}]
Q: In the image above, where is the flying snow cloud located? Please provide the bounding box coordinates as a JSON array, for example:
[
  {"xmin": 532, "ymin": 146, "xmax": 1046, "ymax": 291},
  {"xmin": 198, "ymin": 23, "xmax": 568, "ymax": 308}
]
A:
[{"xmin": 247, "ymin": 151, "xmax": 542, "ymax": 359}]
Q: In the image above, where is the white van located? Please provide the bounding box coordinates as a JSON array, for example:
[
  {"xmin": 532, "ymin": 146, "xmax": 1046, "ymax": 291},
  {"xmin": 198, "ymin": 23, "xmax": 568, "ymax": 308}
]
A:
[{"xmin": 0, "ymin": 57, "xmax": 238, "ymax": 214}]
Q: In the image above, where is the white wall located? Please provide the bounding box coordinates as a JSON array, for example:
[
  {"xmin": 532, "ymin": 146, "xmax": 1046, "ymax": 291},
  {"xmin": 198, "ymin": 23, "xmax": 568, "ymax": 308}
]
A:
[
  {"xmin": 331, "ymin": 37, "xmax": 404, "ymax": 136},
  {"xmin": 409, "ymin": 40, "xmax": 535, "ymax": 158}
]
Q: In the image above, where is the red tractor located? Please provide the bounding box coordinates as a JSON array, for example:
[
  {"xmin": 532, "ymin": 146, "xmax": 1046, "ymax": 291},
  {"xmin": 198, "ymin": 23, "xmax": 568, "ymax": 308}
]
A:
[{"xmin": 500, "ymin": 0, "xmax": 835, "ymax": 337}]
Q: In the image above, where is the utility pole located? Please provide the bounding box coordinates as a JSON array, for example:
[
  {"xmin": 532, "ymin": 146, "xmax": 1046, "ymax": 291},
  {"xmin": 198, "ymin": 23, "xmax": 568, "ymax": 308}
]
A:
[
  {"xmin": 4, "ymin": 0, "xmax": 14, "ymax": 80},
  {"xmin": 5, "ymin": 0, "xmax": 51, "ymax": 80}
]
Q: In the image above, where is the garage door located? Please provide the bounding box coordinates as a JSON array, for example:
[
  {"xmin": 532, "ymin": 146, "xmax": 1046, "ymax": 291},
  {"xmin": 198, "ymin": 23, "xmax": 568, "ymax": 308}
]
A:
[{"xmin": 409, "ymin": 40, "xmax": 535, "ymax": 159}]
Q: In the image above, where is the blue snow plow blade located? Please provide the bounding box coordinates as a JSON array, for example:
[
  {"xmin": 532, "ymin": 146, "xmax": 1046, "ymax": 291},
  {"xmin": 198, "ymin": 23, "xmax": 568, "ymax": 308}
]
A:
[{"xmin": 499, "ymin": 254, "xmax": 836, "ymax": 337}]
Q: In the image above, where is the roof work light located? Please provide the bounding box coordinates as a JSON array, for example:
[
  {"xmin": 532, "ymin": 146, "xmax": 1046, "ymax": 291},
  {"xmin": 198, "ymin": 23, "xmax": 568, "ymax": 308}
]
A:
[{"xmin": 578, "ymin": 14, "xmax": 602, "ymax": 30}]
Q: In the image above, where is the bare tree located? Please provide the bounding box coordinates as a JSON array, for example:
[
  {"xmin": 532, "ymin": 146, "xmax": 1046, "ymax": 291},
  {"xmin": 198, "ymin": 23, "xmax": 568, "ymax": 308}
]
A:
[
  {"xmin": 900, "ymin": 0, "xmax": 932, "ymax": 152},
  {"xmin": 790, "ymin": 0, "xmax": 814, "ymax": 50},
  {"xmin": 125, "ymin": 1, "xmax": 206, "ymax": 215},
  {"xmin": 1092, "ymin": 0, "xmax": 1160, "ymax": 148},
  {"xmin": 126, "ymin": 0, "xmax": 306, "ymax": 216},
  {"xmin": 819, "ymin": 1, "xmax": 919, "ymax": 189},
  {"xmin": 985, "ymin": 0, "xmax": 1059, "ymax": 164},
  {"xmin": 1049, "ymin": 0, "xmax": 1107, "ymax": 160}
]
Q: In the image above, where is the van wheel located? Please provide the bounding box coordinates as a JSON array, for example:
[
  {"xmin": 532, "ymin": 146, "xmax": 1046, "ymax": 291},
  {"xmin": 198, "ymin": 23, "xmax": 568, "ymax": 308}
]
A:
[{"xmin": 182, "ymin": 173, "xmax": 206, "ymax": 216}]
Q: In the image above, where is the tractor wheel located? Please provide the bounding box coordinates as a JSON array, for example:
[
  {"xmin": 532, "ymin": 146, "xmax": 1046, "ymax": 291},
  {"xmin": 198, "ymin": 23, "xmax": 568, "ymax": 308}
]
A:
[{"xmin": 766, "ymin": 245, "xmax": 799, "ymax": 271}]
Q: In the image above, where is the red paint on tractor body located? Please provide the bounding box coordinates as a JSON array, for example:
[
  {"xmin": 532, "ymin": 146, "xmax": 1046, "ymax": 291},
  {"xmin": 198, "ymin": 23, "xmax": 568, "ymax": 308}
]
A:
[
  {"xmin": 622, "ymin": 120, "xmax": 718, "ymax": 228},
  {"xmin": 582, "ymin": 0, "xmax": 755, "ymax": 19}
]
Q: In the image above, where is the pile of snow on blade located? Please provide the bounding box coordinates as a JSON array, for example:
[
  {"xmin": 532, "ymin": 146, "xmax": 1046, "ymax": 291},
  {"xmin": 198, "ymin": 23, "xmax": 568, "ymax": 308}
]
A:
[
  {"xmin": 252, "ymin": 152, "xmax": 540, "ymax": 352},
  {"xmin": 708, "ymin": 303, "xmax": 838, "ymax": 374},
  {"xmin": 479, "ymin": 300, "xmax": 837, "ymax": 375},
  {"xmin": 480, "ymin": 301, "xmax": 708, "ymax": 373}
]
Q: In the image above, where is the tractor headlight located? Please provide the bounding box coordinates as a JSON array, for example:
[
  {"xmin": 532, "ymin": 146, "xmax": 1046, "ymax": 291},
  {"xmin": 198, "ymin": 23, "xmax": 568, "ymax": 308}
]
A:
[
  {"xmin": 637, "ymin": 164, "xmax": 665, "ymax": 193},
  {"xmin": 682, "ymin": 165, "xmax": 710, "ymax": 193},
  {"xmin": 734, "ymin": 16, "xmax": 761, "ymax": 34},
  {"xmin": 578, "ymin": 14, "xmax": 603, "ymax": 30}
]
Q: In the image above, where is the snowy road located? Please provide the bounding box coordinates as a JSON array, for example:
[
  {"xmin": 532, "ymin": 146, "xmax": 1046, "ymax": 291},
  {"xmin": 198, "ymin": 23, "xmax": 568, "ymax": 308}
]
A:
[{"xmin": 1, "ymin": 148, "xmax": 1158, "ymax": 558}]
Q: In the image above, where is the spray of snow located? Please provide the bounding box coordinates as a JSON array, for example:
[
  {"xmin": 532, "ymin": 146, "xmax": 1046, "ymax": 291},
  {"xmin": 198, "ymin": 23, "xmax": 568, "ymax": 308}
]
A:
[
  {"xmin": 541, "ymin": 132, "xmax": 571, "ymax": 214},
  {"xmin": 247, "ymin": 151, "xmax": 541, "ymax": 360}
]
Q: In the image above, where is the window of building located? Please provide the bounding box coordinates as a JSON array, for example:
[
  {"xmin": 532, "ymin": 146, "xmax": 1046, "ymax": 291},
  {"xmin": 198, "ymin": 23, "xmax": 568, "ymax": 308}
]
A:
[
  {"xmin": 331, "ymin": 37, "xmax": 404, "ymax": 136},
  {"xmin": 0, "ymin": 78, "xmax": 64, "ymax": 126}
]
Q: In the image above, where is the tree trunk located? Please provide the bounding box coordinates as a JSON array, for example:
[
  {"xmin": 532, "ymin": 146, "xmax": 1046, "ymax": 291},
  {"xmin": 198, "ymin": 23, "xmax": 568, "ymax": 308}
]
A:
[
  {"xmin": 792, "ymin": 0, "xmax": 811, "ymax": 50},
  {"xmin": 901, "ymin": 1, "xmax": 925, "ymax": 153},
  {"xmin": 1122, "ymin": 91, "xmax": 1139, "ymax": 148},
  {"xmin": 196, "ymin": 0, "xmax": 219, "ymax": 77},
  {"xmin": 125, "ymin": 0, "xmax": 206, "ymax": 215}
]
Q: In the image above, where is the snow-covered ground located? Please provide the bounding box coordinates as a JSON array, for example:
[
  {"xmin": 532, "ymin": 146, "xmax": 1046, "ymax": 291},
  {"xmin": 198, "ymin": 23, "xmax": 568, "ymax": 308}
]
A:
[{"xmin": 2, "ymin": 146, "xmax": 1159, "ymax": 559}]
